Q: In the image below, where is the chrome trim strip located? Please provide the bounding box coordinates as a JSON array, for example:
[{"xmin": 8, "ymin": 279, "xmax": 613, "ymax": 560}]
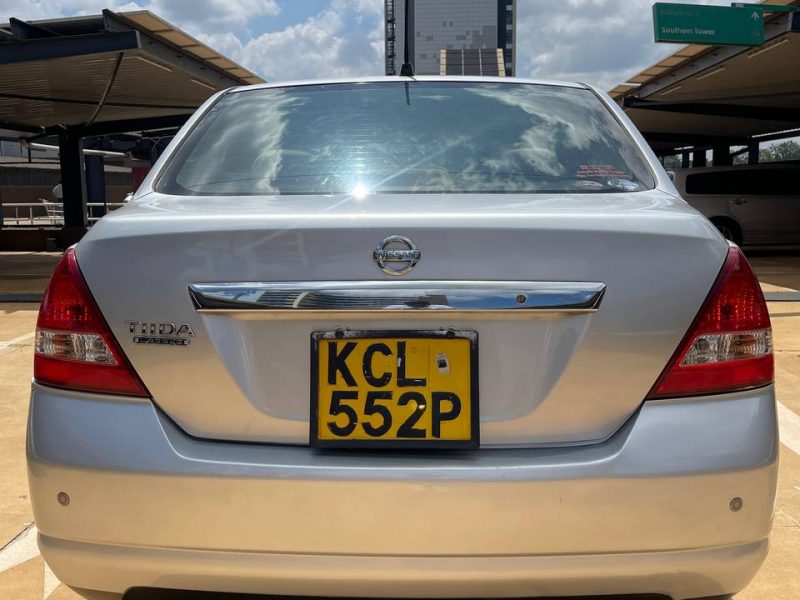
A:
[{"xmin": 189, "ymin": 281, "xmax": 605, "ymax": 318}]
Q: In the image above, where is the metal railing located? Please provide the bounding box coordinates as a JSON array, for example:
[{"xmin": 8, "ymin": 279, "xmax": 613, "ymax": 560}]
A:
[{"xmin": 1, "ymin": 202, "xmax": 125, "ymax": 227}]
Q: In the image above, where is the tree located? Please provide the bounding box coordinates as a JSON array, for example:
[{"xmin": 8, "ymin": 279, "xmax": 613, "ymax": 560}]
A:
[{"xmin": 760, "ymin": 140, "xmax": 800, "ymax": 163}]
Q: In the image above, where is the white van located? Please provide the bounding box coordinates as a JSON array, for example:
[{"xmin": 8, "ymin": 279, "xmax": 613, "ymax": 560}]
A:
[{"xmin": 672, "ymin": 164, "xmax": 800, "ymax": 245}]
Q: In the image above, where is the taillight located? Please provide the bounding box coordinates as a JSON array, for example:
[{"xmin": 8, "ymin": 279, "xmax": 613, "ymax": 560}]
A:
[
  {"xmin": 34, "ymin": 248, "xmax": 149, "ymax": 397},
  {"xmin": 646, "ymin": 245, "xmax": 772, "ymax": 399}
]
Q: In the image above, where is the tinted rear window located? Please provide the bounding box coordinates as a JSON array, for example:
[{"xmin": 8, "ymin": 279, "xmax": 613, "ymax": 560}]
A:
[
  {"xmin": 157, "ymin": 82, "xmax": 655, "ymax": 196},
  {"xmin": 686, "ymin": 168, "xmax": 798, "ymax": 195}
]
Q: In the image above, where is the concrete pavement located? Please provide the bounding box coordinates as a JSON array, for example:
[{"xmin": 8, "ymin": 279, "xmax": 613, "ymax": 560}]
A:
[{"xmin": 0, "ymin": 252, "xmax": 799, "ymax": 599}]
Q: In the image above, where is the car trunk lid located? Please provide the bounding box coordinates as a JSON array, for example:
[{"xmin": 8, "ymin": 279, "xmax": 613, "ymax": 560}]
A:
[{"xmin": 75, "ymin": 190, "xmax": 727, "ymax": 447}]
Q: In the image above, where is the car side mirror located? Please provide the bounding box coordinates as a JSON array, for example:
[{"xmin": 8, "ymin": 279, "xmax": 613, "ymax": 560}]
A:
[{"xmin": 666, "ymin": 171, "xmax": 676, "ymax": 182}]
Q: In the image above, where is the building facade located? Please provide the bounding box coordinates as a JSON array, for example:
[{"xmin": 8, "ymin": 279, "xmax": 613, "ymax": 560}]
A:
[{"xmin": 385, "ymin": 0, "xmax": 516, "ymax": 76}]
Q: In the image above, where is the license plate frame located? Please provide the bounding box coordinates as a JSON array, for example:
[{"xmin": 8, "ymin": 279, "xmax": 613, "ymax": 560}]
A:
[{"xmin": 310, "ymin": 329, "xmax": 479, "ymax": 449}]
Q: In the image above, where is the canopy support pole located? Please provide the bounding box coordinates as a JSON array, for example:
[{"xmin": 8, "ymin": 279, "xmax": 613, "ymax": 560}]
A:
[{"xmin": 59, "ymin": 130, "xmax": 87, "ymax": 230}]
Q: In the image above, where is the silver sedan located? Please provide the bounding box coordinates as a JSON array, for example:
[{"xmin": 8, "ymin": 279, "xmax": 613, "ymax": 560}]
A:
[{"xmin": 28, "ymin": 77, "xmax": 777, "ymax": 600}]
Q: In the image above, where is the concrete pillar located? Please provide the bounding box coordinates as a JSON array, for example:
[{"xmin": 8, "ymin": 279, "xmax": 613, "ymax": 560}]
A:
[
  {"xmin": 408, "ymin": 0, "xmax": 415, "ymax": 69},
  {"xmin": 748, "ymin": 141, "xmax": 759, "ymax": 165},
  {"xmin": 681, "ymin": 152, "xmax": 690, "ymax": 168},
  {"xmin": 713, "ymin": 145, "xmax": 732, "ymax": 166},
  {"xmin": 58, "ymin": 131, "xmax": 87, "ymax": 229},
  {"xmin": 692, "ymin": 150, "xmax": 706, "ymax": 168},
  {"xmin": 85, "ymin": 155, "xmax": 106, "ymax": 221}
]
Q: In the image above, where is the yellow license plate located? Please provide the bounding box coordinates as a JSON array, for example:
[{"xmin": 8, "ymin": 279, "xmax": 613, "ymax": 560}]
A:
[{"xmin": 311, "ymin": 330, "xmax": 478, "ymax": 448}]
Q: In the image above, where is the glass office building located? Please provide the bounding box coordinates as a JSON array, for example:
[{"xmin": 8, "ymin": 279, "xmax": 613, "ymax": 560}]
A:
[{"xmin": 385, "ymin": 0, "xmax": 516, "ymax": 76}]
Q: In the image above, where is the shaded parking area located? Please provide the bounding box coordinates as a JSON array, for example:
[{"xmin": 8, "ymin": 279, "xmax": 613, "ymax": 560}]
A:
[
  {"xmin": 612, "ymin": 1, "xmax": 800, "ymax": 163},
  {"xmin": 610, "ymin": 1, "xmax": 800, "ymax": 250},
  {"xmin": 0, "ymin": 250, "xmax": 799, "ymax": 599},
  {"xmin": 0, "ymin": 9, "xmax": 263, "ymax": 252}
]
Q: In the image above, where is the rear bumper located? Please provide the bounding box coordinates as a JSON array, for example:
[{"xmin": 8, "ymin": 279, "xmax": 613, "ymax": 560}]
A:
[
  {"xmin": 41, "ymin": 535, "xmax": 767, "ymax": 600},
  {"xmin": 28, "ymin": 383, "xmax": 778, "ymax": 599}
]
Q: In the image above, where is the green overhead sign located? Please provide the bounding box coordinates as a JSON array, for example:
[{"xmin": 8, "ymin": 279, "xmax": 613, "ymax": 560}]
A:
[{"xmin": 653, "ymin": 3, "xmax": 764, "ymax": 46}]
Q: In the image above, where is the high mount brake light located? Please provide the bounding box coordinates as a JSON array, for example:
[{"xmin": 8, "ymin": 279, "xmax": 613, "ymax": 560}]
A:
[
  {"xmin": 34, "ymin": 248, "xmax": 149, "ymax": 397},
  {"xmin": 646, "ymin": 245, "xmax": 772, "ymax": 400}
]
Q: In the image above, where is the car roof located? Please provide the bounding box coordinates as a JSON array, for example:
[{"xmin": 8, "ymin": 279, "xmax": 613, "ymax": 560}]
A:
[{"xmin": 227, "ymin": 75, "xmax": 589, "ymax": 94}]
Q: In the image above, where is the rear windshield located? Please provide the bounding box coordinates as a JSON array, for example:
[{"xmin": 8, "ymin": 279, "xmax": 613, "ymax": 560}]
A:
[{"xmin": 157, "ymin": 82, "xmax": 655, "ymax": 196}]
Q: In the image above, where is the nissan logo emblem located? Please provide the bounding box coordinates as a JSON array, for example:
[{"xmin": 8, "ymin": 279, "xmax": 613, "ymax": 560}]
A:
[{"xmin": 373, "ymin": 235, "xmax": 421, "ymax": 276}]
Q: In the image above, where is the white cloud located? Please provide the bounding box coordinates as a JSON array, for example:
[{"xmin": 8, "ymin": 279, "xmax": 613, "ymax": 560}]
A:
[
  {"xmin": 198, "ymin": 3, "xmax": 385, "ymax": 82},
  {"xmin": 145, "ymin": 0, "xmax": 281, "ymax": 28},
  {"xmin": 514, "ymin": 0, "xmax": 735, "ymax": 89},
  {"xmin": 332, "ymin": 0, "xmax": 383, "ymax": 16}
]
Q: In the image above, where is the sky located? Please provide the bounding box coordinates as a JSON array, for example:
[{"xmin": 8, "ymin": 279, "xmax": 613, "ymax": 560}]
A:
[{"xmin": 2, "ymin": 0, "xmax": 739, "ymax": 90}]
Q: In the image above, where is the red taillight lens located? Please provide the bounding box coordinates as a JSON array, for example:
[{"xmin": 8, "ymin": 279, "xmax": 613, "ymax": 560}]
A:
[
  {"xmin": 34, "ymin": 248, "xmax": 149, "ymax": 397},
  {"xmin": 646, "ymin": 245, "xmax": 773, "ymax": 399}
]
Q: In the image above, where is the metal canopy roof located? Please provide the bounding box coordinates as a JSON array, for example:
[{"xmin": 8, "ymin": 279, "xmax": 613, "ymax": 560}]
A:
[
  {"xmin": 0, "ymin": 9, "xmax": 264, "ymax": 134},
  {"xmin": 612, "ymin": 0, "xmax": 800, "ymax": 153}
]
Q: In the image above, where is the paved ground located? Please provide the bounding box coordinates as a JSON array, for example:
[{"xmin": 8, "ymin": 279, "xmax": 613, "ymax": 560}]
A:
[{"xmin": 0, "ymin": 252, "xmax": 799, "ymax": 599}]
